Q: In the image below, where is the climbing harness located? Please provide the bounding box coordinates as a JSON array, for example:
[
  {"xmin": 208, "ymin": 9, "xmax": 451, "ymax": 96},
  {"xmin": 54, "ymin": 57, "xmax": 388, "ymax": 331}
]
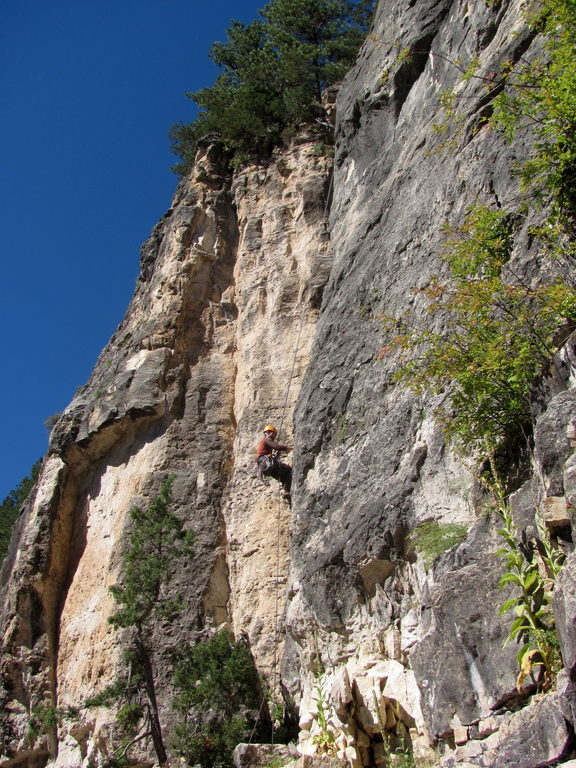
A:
[{"xmin": 257, "ymin": 453, "xmax": 279, "ymax": 478}]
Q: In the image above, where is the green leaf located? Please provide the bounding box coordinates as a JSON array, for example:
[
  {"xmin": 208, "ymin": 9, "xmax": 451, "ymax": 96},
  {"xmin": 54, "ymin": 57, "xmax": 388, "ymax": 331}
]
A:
[
  {"xmin": 510, "ymin": 615, "xmax": 529, "ymax": 636},
  {"xmin": 517, "ymin": 642, "xmax": 532, "ymax": 665},
  {"xmin": 523, "ymin": 570, "xmax": 539, "ymax": 592},
  {"xmin": 500, "ymin": 572, "xmax": 523, "ymax": 588},
  {"xmin": 499, "ymin": 597, "xmax": 521, "ymax": 615}
]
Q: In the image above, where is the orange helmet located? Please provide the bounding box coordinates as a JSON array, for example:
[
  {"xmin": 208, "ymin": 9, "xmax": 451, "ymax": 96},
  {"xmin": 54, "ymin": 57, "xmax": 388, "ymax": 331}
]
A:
[{"xmin": 263, "ymin": 425, "xmax": 277, "ymax": 435}]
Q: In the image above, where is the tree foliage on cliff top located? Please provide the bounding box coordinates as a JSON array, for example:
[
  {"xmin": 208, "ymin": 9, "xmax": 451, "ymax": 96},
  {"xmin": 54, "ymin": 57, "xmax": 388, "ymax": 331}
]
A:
[{"xmin": 169, "ymin": 0, "xmax": 374, "ymax": 173}]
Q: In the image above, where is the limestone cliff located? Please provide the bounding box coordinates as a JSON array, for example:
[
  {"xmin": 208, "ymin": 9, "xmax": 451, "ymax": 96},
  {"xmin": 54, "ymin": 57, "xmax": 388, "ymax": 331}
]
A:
[
  {"xmin": 0, "ymin": 132, "xmax": 332, "ymax": 767},
  {"xmin": 287, "ymin": 1, "xmax": 576, "ymax": 765},
  {"xmin": 2, "ymin": 1, "xmax": 576, "ymax": 767}
]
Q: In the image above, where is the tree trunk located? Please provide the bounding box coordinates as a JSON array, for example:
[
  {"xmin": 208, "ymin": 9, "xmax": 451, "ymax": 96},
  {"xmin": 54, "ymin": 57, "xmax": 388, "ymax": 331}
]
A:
[{"xmin": 135, "ymin": 632, "xmax": 168, "ymax": 766}]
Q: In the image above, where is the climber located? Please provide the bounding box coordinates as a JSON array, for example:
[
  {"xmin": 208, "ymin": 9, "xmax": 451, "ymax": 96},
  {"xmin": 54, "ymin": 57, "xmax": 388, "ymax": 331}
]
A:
[{"xmin": 256, "ymin": 425, "xmax": 293, "ymax": 500}]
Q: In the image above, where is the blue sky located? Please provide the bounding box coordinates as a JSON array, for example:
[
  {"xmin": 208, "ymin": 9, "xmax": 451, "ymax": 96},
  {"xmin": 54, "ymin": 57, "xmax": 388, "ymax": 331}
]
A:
[{"xmin": 1, "ymin": 0, "xmax": 263, "ymax": 500}]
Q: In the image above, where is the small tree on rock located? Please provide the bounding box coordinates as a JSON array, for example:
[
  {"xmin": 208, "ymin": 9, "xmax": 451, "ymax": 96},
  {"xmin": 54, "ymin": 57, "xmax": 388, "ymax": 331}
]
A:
[
  {"xmin": 171, "ymin": 629, "xmax": 265, "ymax": 768},
  {"xmin": 87, "ymin": 476, "xmax": 194, "ymax": 766},
  {"xmin": 0, "ymin": 459, "xmax": 42, "ymax": 565}
]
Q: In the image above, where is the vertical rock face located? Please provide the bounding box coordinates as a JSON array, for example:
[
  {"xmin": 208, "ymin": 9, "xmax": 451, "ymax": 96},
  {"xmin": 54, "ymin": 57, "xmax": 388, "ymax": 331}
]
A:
[
  {"xmin": 0, "ymin": 135, "xmax": 333, "ymax": 765},
  {"xmin": 287, "ymin": 0, "xmax": 576, "ymax": 764},
  {"xmin": 2, "ymin": 1, "xmax": 576, "ymax": 767},
  {"xmin": 220, "ymin": 137, "xmax": 332, "ymax": 685},
  {"xmin": 0, "ymin": 141, "xmax": 241, "ymax": 765},
  {"xmin": 290, "ymin": 0, "xmax": 525, "ymax": 699}
]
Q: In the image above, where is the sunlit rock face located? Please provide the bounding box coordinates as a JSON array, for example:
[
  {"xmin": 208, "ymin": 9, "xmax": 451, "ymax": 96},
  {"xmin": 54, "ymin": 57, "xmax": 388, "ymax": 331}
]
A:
[
  {"xmin": 222, "ymin": 136, "xmax": 333, "ymax": 687},
  {"xmin": 0, "ymin": 134, "xmax": 332, "ymax": 766},
  {"xmin": 3, "ymin": 1, "xmax": 576, "ymax": 767},
  {"xmin": 0, "ymin": 141, "xmax": 240, "ymax": 766}
]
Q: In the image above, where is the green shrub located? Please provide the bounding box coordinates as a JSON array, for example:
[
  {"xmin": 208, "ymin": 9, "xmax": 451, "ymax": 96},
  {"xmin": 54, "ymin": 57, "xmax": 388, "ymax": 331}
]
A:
[
  {"xmin": 26, "ymin": 703, "xmax": 79, "ymax": 747},
  {"xmin": 171, "ymin": 629, "xmax": 264, "ymax": 768},
  {"xmin": 381, "ymin": 202, "xmax": 573, "ymax": 684},
  {"xmin": 311, "ymin": 681, "xmax": 336, "ymax": 754},
  {"xmin": 382, "ymin": 205, "xmax": 576, "ymax": 462},
  {"xmin": 491, "ymin": 0, "xmax": 576, "ymax": 225},
  {"xmin": 407, "ymin": 521, "xmax": 468, "ymax": 570}
]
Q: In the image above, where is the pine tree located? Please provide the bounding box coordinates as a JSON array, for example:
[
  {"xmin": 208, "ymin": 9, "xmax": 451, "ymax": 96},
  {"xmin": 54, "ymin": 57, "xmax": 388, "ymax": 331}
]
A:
[
  {"xmin": 88, "ymin": 477, "xmax": 194, "ymax": 766},
  {"xmin": 170, "ymin": 0, "xmax": 375, "ymax": 172},
  {"xmin": 262, "ymin": 0, "xmax": 373, "ymax": 121},
  {"xmin": 169, "ymin": 19, "xmax": 283, "ymax": 172},
  {"xmin": 172, "ymin": 630, "xmax": 264, "ymax": 768},
  {"xmin": 0, "ymin": 459, "xmax": 42, "ymax": 564}
]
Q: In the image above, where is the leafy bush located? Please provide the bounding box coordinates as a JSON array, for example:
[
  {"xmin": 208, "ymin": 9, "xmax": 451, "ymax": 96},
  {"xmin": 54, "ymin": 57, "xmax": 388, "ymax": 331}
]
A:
[
  {"xmin": 171, "ymin": 629, "xmax": 264, "ymax": 768},
  {"xmin": 491, "ymin": 0, "xmax": 576, "ymax": 226},
  {"xmin": 26, "ymin": 702, "xmax": 79, "ymax": 748},
  {"xmin": 382, "ymin": 205, "xmax": 576, "ymax": 460},
  {"xmin": 311, "ymin": 680, "xmax": 337, "ymax": 754},
  {"xmin": 379, "ymin": 0, "xmax": 576, "ymax": 706},
  {"xmin": 26, "ymin": 703, "xmax": 60, "ymax": 745}
]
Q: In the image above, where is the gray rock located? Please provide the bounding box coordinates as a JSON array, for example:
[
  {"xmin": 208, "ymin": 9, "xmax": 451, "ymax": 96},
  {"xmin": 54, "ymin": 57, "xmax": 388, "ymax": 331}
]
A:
[
  {"xmin": 409, "ymin": 517, "xmax": 518, "ymax": 739},
  {"xmin": 286, "ymin": 4, "xmax": 576, "ymax": 764},
  {"xmin": 553, "ymin": 552, "xmax": 576, "ymax": 677},
  {"xmin": 509, "ymin": 478, "xmax": 538, "ymax": 534},
  {"xmin": 481, "ymin": 691, "xmax": 572, "ymax": 768},
  {"xmin": 534, "ymin": 390, "xmax": 576, "ymax": 496},
  {"xmin": 4, "ymin": 1, "xmax": 576, "ymax": 766},
  {"xmin": 233, "ymin": 743, "xmax": 296, "ymax": 768}
]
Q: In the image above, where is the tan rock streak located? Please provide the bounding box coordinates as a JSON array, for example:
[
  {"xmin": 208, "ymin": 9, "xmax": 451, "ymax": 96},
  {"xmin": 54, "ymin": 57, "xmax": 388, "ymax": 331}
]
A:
[{"xmin": 224, "ymin": 137, "xmax": 333, "ymax": 686}]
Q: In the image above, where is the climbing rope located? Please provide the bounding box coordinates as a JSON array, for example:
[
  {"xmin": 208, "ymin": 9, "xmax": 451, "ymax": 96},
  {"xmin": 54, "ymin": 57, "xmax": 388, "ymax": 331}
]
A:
[
  {"xmin": 251, "ymin": 160, "xmax": 334, "ymax": 746},
  {"xmin": 276, "ymin": 164, "xmax": 333, "ymax": 440},
  {"xmin": 277, "ymin": 300, "xmax": 308, "ymax": 440},
  {"xmin": 268, "ymin": 299, "xmax": 308, "ymax": 744},
  {"xmin": 276, "ymin": 160, "xmax": 333, "ymax": 440}
]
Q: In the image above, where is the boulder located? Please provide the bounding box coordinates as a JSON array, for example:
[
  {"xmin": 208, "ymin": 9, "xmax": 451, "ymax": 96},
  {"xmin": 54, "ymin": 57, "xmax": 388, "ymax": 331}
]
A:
[
  {"xmin": 542, "ymin": 496, "xmax": 571, "ymax": 530},
  {"xmin": 481, "ymin": 692, "xmax": 572, "ymax": 768},
  {"xmin": 233, "ymin": 743, "xmax": 296, "ymax": 768},
  {"xmin": 534, "ymin": 391, "xmax": 576, "ymax": 496}
]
